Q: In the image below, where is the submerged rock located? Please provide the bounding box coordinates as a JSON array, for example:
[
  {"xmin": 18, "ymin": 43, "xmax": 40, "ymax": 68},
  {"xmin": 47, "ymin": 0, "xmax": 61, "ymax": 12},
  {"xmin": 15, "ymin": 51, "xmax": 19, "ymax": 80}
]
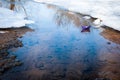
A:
[
  {"xmin": 0, "ymin": 27, "xmax": 33, "ymax": 74},
  {"xmin": 95, "ymin": 78, "xmax": 111, "ymax": 80},
  {"xmin": 14, "ymin": 61, "xmax": 22, "ymax": 66},
  {"xmin": 0, "ymin": 52, "xmax": 22, "ymax": 75},
  {"xmin": 107, "ymin": 42, "xmax": 111, "ymax": 45},
  {"xmin": 10, "ymin": 55, "xmax": 16, "ymax": 60}
]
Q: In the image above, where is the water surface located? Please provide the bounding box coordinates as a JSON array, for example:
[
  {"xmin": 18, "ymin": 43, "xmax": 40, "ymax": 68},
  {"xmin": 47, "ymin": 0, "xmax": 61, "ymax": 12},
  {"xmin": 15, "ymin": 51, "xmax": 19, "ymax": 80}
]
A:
[{"xmin": 1, "ymin": 1, "xmax": 120, "ymax": 80}]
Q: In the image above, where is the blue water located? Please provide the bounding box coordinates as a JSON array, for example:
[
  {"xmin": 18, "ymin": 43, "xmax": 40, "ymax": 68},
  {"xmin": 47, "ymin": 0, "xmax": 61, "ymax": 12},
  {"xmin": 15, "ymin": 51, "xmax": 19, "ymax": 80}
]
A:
[{"xmin": 1, "ymin": 1, "xmax": 120, "ymax": 80}]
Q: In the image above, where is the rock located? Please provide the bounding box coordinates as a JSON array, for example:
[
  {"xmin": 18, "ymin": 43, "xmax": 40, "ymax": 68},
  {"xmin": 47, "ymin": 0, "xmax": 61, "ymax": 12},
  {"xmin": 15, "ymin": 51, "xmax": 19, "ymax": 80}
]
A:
[
  {"xmin": 0, "ymin": 61, "xmax": 5, "ymax": 66},
  {"xmin": 14, "ymin": 61, "xmax": 22, "ymax": 66},
  {"xmin": 3, "ymin": 52, "xmax": 8, "ymax": 56},
  {"xmin": 0, "ymin": 68, "xmax": 4, "ymax": 73},
  {"xmin": 7, "ymin": 59, "xmax": 13, "ymax": 63},
  {"xmin": 107, "ymin": 42, "xmax": 111, "ymax": 45},
  {"xmin": 14, "ymin": 44, "xmax": 19, "ymax": 48},
  {"xmin": 0, "ymin": 57, "xmax": 2, "ymax": 60},
  {"xmin": 0, "ymin": 72, "xmax": 3, "ymax": 75},
  {"xmin": 15, "ymin": 59, "xmax": 20, "ymax": 62},
  {"xmin": 35, "ymin": 63, "xmax": 45, "ymax": 70},
  {"xmin": 10, "ymin": 55, "xmax": 16, "ymax": 60},
  {"xmin": 19, "ymin": 42, "xmax": 23, "ymax": 47},
  {"xmin": 3, "ymin": 64, "xmax": 12, "ymax": 70},
  {"xmin": 95, "ymin": 78, "xmax": 111, "ymax": 80}
]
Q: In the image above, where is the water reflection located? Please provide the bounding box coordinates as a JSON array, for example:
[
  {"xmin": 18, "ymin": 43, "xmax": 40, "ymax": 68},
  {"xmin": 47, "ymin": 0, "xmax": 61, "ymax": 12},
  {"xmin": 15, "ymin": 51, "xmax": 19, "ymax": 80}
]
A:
[
  {"xmin": 0, "ymin": 2, "xmax": 120, "ymax": 80},
  {"xmin": 47, "ymin": 4, "xmax": 91, "ymax": 28},
  {"xmin": 54, "ymin": 10, "xmax": 81, "ymax": 27}
]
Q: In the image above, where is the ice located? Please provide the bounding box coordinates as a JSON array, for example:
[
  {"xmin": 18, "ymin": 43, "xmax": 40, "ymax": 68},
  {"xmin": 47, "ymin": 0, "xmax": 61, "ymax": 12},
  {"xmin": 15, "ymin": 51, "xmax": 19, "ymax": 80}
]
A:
[
  {"xmin": 34, "ymin": 0, "xmax": 120, "ymax": 31},
  {"xmin": 0, "ymin": 7, "xmax": 34, "ymax": 28}
]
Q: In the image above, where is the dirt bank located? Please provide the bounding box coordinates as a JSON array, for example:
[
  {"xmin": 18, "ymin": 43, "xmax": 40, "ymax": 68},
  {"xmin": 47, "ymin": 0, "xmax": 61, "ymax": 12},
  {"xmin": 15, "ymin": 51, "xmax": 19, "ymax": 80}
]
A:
[{"xmin": 0, "ymin": 27, "xmax": 33, "ymax": 75}]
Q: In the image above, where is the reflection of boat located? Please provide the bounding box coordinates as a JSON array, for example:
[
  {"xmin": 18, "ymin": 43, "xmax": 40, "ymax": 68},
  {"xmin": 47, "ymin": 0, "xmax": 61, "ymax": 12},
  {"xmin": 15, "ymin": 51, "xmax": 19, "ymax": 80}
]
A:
[{"xmin": 81, "ymin": 26, "xmax": 91, "ymax": 32}]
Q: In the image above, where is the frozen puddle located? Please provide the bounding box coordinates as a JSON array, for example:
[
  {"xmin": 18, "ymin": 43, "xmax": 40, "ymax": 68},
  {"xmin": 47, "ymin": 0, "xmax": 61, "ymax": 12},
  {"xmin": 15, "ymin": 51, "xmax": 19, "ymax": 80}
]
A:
[{"xmin": 0, "ymin": 1, "xmax": 120, "ymax": 80}]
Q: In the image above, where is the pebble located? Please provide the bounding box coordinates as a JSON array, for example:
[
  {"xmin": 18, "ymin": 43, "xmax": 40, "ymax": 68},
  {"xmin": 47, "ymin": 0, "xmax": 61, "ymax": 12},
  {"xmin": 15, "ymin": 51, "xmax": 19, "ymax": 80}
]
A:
[
  {"xmin": 0, "ymin": 52, "xmax": 22, "ymax": 75},
  {"xmin": 107, "ymin": 42, "xmax": 111, "ymax": 45},
  {"xmin": 0, "ymin": 68, "xmax": 4, "ymax": 72},
  {"xmin": 10, "ymin": 55, "xmax": 16, "ymax": 60},
  {"xmin": 14, "ymin": 62, "xmax": 22, "ymax": 66}
]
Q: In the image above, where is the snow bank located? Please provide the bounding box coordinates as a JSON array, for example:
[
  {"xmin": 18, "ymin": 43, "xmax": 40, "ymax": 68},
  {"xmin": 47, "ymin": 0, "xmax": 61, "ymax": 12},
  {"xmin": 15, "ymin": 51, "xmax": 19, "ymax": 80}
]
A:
[
  {"xmin": 34, "ymin": 0, "xmax": 120, "ymax": 31},
  {"xmin": 0, "ymin": 31, "xmax": 6, "ymax": 33},
  {"xmin": 0, "ymin": 7, "xmax": 34, "ymax": 28}
]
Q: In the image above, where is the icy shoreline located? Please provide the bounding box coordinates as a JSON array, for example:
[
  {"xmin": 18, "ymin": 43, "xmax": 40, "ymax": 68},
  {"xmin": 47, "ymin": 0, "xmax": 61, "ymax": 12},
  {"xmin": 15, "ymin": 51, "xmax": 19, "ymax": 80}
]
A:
[{"xmin": 34, "ymin": 0, "xmax": 120, "ymax": 31}]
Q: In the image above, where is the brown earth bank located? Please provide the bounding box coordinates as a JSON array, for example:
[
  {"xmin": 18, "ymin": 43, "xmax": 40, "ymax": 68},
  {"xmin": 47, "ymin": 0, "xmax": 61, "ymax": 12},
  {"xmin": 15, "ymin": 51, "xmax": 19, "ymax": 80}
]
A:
[
  {"xmin": 0, "ymin": 27, "xmax": 33, "ymax": 75},
  {"xmin": 101, "ymin": 26, "xmax": 120, "ymax": 44}
]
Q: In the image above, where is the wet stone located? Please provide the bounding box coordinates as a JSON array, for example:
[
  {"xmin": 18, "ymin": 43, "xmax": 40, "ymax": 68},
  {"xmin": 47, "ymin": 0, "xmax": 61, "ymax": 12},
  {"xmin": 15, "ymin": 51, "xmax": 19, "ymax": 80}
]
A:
[
  {"xmin": 10, "ymin": 55, "xmax": 16, "ymax": 60},
  {"xmin": 2, "ymin": 52, "xmax": 8, "ymax": 56},
  {"xmin": 35, "ymin": 63, "xmax": 45, "ymax": 70},
  {"xmin": 0, "ymin": 67, "xmax": 4, "ymax": 73},
  {"xmin": 14, "ymin": 61, "xmax": 22, "ymax": 66},
  {"xmin": 107, "ymin": 42, "xmax": 111, "ymax": 45},
  {"xmin": 3, "ymin": 64, "xmax": 13, "ymax": 70},
  {"xmin": 0, "ymin": 51, "xmax": 22, "ymax": 75},
  {"xmin": 7, "ymin": 59, "xmax": 14, "ymax": 63},
  {"xmin": 0, "ymin": 61, "xmax": 5, "ymax": 66},
  {"xmin": 0, "ymin": 57, "xmax": 3, "ymax": 60},
  {"xmin": 47, "ymin": 56, "xmax": 53, "ymax": 58},
  {"xmin": 95, "ymin": 78, "xmax": 111, "ymax": 80},
  {"xmin": 15, "ymin": 59, "xmax": 20, "ymax": 62}
]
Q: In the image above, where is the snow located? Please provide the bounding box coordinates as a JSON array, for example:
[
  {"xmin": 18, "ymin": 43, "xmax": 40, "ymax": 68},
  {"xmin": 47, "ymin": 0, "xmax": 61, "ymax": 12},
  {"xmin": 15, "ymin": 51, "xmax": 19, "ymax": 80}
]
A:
[
  {"xmin": 0, "ymin": 31, "xmax": 6, "ymax": 33},
  {"xmin": 83, "ymin": 16, "xmax": 91, "ymax": 20},
  {"xmin": 93, "ymin": 19, "xmax": 102, "ymax": 25},
  {"xmin": 93, "ymin": 19, "xmax": 103, "ymax": 28},
  {"xmin": 0, "ymin": 7, "xmax": 34, "ymax": 28},
  {"xmin": 34, "ymin": 0, "xmax": 120, "ymax": 31}
]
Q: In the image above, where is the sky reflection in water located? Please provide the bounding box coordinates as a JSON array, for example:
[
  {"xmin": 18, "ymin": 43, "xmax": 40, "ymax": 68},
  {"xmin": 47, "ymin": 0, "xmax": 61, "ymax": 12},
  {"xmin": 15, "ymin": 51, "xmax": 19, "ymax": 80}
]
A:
[{"xmin": 1, "ymin": 2, "xmax": 120, "ymax": 80}]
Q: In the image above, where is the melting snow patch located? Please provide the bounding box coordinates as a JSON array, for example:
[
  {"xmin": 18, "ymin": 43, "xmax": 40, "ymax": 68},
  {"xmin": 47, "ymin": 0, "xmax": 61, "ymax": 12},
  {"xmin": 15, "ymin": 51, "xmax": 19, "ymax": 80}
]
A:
[
  {"xmin": 0, "ymin": 31, "xmax": 8, "ymax": 33},
  {"xmin": 0, "ymin": 7, "xmax": 34, "ymax": 28},
  {"xmin": 83, "ymin": 16, "xmax": 91, "ymax": 20}
]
